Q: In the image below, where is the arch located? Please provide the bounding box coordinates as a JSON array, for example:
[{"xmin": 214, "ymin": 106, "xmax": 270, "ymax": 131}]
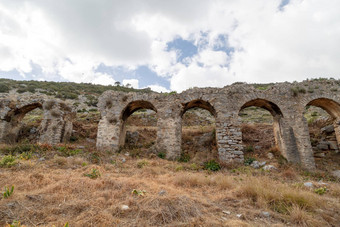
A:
[
  {"xmin": 181, "ymin": 99, "xmax": 217, "ymax": 118},
  {"xmin": 240, "ymin": 98, "xmax": 283, "ymax": 117},
  {"xmin": 304, "ymin": 98, "xmax": 340, "ymax": 169},
  {"xmin": 238, "ymin": 98, "xmax": 300, "ymax": 163},
  {"xmin": 5, "ymin": 102, "xmax": 43, "ymax": 122},
  {"xmin": 306, "ymin": 98, "xmax": 340, "ymax": 119},
  {"xmin": 119, "ymin": 100, "xmax": 158, "ymax": 148},
  {"xmin": 3, "ymin": 102, "xmax": 43, "ymax": 143},
  {"xmin": 180, "ymin": 99, "xmax": 217, "ymax": 161},
  {"xmin": 121, "ymin": 100, "xmax": 157, "ymax": 121}
]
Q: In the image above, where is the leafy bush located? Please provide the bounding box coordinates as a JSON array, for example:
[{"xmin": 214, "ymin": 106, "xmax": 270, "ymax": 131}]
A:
[
  {"xmin": 244, "ymin": 157, "xmax": 256, "ymax": 166},
  {"xmin": 0, "ymin": 155, "xmax": 17, "ymax": 167},
  {"xmin": 178, "ymin": 153, "xmax": 190, "ymax": 162},
  {"xmin": 0, "ymin": 84, "xmax": 10, "ymax": 93},
  {"xmin": 245, "ymin": 145, "xmax": 254, "ymax": 153},
  {"xmin": 314, "ymin": 187, "xmax": 327, "ymax": 195},
  {"xmin": 137, "ymin": 160, "xmax": 148, "ymax": 168},
  {"xmin": 203, "ymin": 160, "xmax": 221, "ymax": 171},
  {"xmin": 157, "ymin": 152, "xmax": 166, "ymax": 159},
  {"xmin": 84, "ymin": 168, "xmax": 101, "ymax": 179},
  {"xmin": 20, "ymin": 152, "xmax": 32, "ymax": 160}
]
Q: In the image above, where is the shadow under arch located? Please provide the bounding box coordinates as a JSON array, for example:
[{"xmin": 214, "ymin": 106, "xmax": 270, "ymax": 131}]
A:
[
  {"xmin": 239, "ymin": 98, "xmax": 300, "ymax": 163},
  {"xmin": 306, "ymin": 98, "xmax": 340, "ymax": 119},
  {"xmin": 181, "ymin": 99, "xmax": 217, "ymax": 118},
  {"xmin": 119, "ymin": 100, "xmax": 158, "ymax": 147},
  {"xmin": 240, "ymin": 98, "xmax": 283, "ymax": 117}
]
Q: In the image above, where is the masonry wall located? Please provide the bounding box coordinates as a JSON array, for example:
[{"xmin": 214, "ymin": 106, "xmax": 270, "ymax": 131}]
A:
[
  {"xmin": 96, "ymin": 79, "xmax": 340, "ymax": 170},
  {"xmin": 0, "ymin": 95, "xmax": 74, "ymax": 145}
]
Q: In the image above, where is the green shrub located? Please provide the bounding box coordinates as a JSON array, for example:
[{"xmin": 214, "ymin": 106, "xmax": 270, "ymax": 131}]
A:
[
  {"xmin": 178, "ymin": 153, "xmax": 190, "ymax": 162},
  {"xmin": 0, "ymin": 84, "xmax": 10, "ymax": 93},
  {"xmin": 157, "ymin": 152, "xmax": 166, "ymax": 159},
  {"xmin": 137, "ymin": 160, "xmax": 148, "ymax": 168},
  {"xmin": 245, "ymin": 145, "xmax": 254, "ymax": 153},
  {"xmin": 84, "ymin": 168, "xmax": 101, "ymax": 179},
  {"xmin": 203, "ymin": 160, "xmax": 221, "ymax": 171},
  {"xmin": 244, "ymin": 157, "xmax": 256, "ymax": 166},
  {"xmin": 314, "ymin": 187, "xmax": 327, "ymax": 195},
  {"xmin": 0, "ymin": 155, "xmax": 17, "ymax": 167},
  {"xmin": 20, "ymin": 152, "xmax": 32, "ymax": 160}
]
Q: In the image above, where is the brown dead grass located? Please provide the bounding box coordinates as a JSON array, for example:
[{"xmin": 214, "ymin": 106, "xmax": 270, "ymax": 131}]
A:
[{"xmin": 0, "ymin": 146, "xmax": 340, "ymax": 226}]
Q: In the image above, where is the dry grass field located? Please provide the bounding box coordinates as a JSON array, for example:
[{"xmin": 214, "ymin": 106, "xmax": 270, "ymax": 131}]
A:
[{"xmin": 0, "ymin": 142, "xmax": 340, "ymax": 227}]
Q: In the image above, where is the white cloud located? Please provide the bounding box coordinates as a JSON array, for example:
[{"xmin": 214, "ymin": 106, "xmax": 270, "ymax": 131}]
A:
[
  {"xmin": 123, "ymin": 79, "xmax": 139, "ymax": 88},
  {"xmin": 0, "ymin": 0, "xmax": 340, "ymax": 92},
  {"xmin": 147, "ymin": 84, "xmax": 170, "ymax": 93},
  {"xmin": 92, "ymin": 73, "xmax": 116, "ymax": 86}
]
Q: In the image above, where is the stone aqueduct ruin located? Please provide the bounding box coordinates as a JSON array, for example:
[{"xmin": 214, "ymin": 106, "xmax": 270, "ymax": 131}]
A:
[{"xmin": 1, "ymin": 80, "xmax": 340, "ymax": 170}]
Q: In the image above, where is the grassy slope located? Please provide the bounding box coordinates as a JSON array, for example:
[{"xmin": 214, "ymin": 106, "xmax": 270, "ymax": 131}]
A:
[{"xmin": 0, "ymin": 144, "xmax": 339, "ymax": 226}]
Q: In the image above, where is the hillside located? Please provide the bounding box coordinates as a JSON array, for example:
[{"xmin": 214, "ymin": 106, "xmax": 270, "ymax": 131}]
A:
[{"xmin": 0, "ymin": 78, "xmax": 340, "ymax": 226}]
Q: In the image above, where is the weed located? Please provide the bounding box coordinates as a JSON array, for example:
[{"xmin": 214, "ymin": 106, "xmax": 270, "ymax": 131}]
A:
[
  {"xmin": 84, "ymin": 168, "xmax": 101, "ymax": 179},
  {"xmin": 0, "ymin": 155, "xmax": 17, "ymax": 167},
  {"xmin": 314, "ymin": 187, "xmax": 327, "ymax": 195},
  {"xmin": 175, "ymin": 165, "xmax": 184, "ymax": 171},
  {"xmin": 245, "ymin": 145, "xmax": 254, "ymax": 153},
  {"xmin": 5, "ymin": 220, "xmax": 25, "ymax": 227},
  {"xmin": 244, "ymin": 157, "xmax": 256, "ymax": 166},
  {"xmin": 137, "ymin": 160, "xmax": 149, "ymax": 168},
  {"xmin": 57, "ymin": 146, "xmax": 82, "ymax": 156},
  {"xmin": 20, "ymin": 152, "xmax": 32, "ymax": 160},
  {"xmin": 81, "ymin": 162, "xmax": 88, "ymax": 167},
  {"xmin": 178, "ymin": 153, "xmax": 190, "ymax": 162},
  {"xmin": 189, "ymin": 163, "xmax": 201, "ymax": 171},
  {"xmin": 157, "ymin": 152, "xmax": 166, "ymax": 159},
  {"xmin": 3, "ymin": 185, "xmax": 14, "ymax": 199},
  {"xmin": 131, "ymin": 189, "xmax": 146, "ymax": 196},
  {"xmin": 203, "ymin": 160, "xmax": 221, "ymax": 171}
]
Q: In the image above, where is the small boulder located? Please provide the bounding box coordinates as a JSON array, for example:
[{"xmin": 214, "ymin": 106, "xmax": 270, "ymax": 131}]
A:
[
  {"xmin": 263, "ymin": 165, "xmax": 277, "ymax": 171},
  {"xmin": 222, "ymin": 210, "xmax": 231, "ymax": 215},
  {"xmin": 259, "ymin": 161, "xmax": 266, "ymax": 167},
  {"xmin": 159, "ymin": 190, "xmax": 167, "ymax": 196},
  {"xmin": 303, "ymin": 182, "xmax": 313, "ymax": 188},
  {"xmin": 331, "ymin": 170, "xmax": 340, "ymax": 179},
  {"xmin": 267, "ymin": 153, "xmax": 274, "ymax": 159},
  {"xmin": 121, "ymin": 205, "xmax": 129, "ymax": 210},
  {"xmin": 261, "ymin": 211, "xmax": 270, "ymax": 218},
  {"xmin": 250, "ymin": 161, "xmax": 260, "ymax": 169},
  {"xmin": 321, "ymin": 125, "xmax": 334, "ymax": 134}
]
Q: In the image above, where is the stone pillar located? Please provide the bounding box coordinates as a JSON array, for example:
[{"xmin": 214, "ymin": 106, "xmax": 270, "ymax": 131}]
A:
[
  {"xmin": 156, "ymin": 111, "xmax": 181, "ymax": 160},
  {"xmin": 96, "ymin": 116, "xmax": 122, "ymax": 150},
  {"xmin": 216, "ymin": 113, "xmax": 244, "ymax": 163},
  {"xmin": 272, "ymin": 116, "xmax": 300, "ymax": 163},
  {"xmin": 333, "ymin": 119, "xmax": 340, "ymax": 150},
  {"xmin": 290, "ymin": 116, "xmax": 316, "ymax": 170},
  {"xmin": 39, "ymin": 100, "xmax": 74, "ymax": 144}
]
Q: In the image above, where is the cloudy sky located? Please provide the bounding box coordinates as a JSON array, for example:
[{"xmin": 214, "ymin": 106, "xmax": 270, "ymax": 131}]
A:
[{"xmin": 0, "ymin": 0, "xmax": 340, "ymax": 92}]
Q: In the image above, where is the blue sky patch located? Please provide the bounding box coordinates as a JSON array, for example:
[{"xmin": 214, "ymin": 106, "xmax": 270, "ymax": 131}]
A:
[
  {"xmin": 167, "ymin": 37, "xmax": 198, "ymax": 63},
  {"xmin": 279, "ymin": 0, "xmax": 290, "ymax": 11}
]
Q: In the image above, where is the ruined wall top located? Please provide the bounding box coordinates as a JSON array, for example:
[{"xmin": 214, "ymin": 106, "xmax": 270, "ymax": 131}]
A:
[{"xmin": 98, "ymin": 79, "xmax": 340, "ymax": 120}]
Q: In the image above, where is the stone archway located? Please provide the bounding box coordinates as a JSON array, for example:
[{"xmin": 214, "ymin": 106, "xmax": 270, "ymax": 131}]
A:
[
  {"xmin": 180, "ymin": 99, "xmax": 217, "ymax": 162},
  {"xmin": 305, "ymin": 98, "xmax": 340, "ymax": 168},
  {"xmin": 119, "ymin": 100, "xmax": 158, "ymax": 149},
  {"xmin": 239, "ymin": 98, "xmax": 300, "ymax": 163}
]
